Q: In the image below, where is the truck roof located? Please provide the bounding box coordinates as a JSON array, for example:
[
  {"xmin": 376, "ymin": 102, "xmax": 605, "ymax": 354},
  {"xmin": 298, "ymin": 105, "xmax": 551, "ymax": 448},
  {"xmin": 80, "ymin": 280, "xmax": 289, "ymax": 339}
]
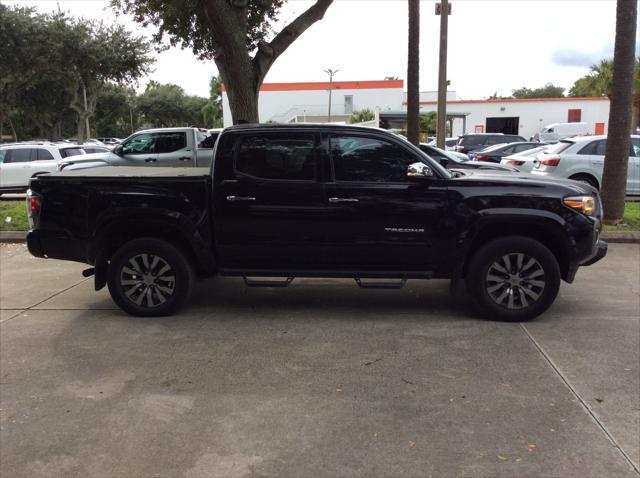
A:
[{"xmin": 223, "ymin": 123, "xmax": 386, "ymax": 133}]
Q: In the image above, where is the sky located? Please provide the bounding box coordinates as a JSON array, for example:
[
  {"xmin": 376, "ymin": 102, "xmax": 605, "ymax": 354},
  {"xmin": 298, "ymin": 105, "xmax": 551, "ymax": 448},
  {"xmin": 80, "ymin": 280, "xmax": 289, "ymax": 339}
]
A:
[{"xmin": 9, "ymin": 0, "xmax": 625, "ymax": 99}]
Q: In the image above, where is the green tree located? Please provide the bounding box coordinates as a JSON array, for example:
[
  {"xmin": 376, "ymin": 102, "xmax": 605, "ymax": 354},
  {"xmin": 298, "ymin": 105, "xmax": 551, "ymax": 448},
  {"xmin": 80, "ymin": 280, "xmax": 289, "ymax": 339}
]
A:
[
  {"xmin": 569, "ymin": 58, "xmax": 640, "ymax": 132},
  {"xmin": 349, "ymin": 109, "xmax": 375, "ymax": 124},
  {"xmin": 512, "ymin": 83, "xmax": 565, "ymax": 98},
  {"xmin": 601, "ymin": 0, "xmax": 637, "ymax": 223},
  {"xmin": 112, "ymin": 0, "xmax": 333, "ymax": 124},
  {"xmin": 94, "ymin": 83, "xmax": 137, "ymax": 137},
  {"xmin": 202, "ymin": 75, "xmax": 223, "ymax": 128},
  {"xmin": 419, "ymin": 111, "xmax": 437, "ymax": 135},
  {"xmin": 137, "ymin": 81, "xmax": 208, "ymax": 127}
]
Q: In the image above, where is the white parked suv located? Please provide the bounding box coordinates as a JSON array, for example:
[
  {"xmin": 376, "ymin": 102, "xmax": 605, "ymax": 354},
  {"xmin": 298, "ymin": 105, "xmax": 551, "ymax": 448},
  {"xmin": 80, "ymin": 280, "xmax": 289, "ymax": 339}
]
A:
[
  {"xmin": 0, "ymin": 142, "xmax": 90, "ymax": 194},
  {"xmin": 530, "ymin": 135, "xmax": 640, "ymax": 195}
]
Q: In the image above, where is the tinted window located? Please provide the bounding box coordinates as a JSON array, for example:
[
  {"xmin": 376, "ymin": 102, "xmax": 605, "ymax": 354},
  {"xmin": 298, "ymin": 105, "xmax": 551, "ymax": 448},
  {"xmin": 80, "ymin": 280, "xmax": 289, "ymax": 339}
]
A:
[
  {"xmin": 35, "ymin": 149, "xmax": 55, "ymax": 161},
  {"xmin": 486, "ymin": 135, "xmax": 506, "ymax": 145},
  {"xmin": 199, "ymin": 132, "xmax": 218, "ymax": 149},
  {"xmin": 122, "ymin": 133, "xmax": 155, "ymax": 155},
  {"xmin": 513, "ymin": 144, "xmax": 534, "ymax": 153},
  {"xmin": 546, "ymin": 141, "xmax": 574, "ymax": 154},
  {"xmin": 235, "ymin": 134, "xmax": 315, "ymax": 181},
  {"xmin": 459, "ymin": 135, "xmax": 487, "ymax": 146},
  {"xmin": 60, "ymin": 148, "xmax": 85, "ymax": 158},
  {"xmin": 154, "ymin": 132, "xmax": 187, "ymax": 154},
  {"xmin": 82, "ymin": 147, "xmax": 108, "ymax": 154},
  {"xmin": 4, "ymin": 149, "xmax": 32, "ymax": 163},
  {"xmin": 331, "ymin": 135, "xmax": 416, "ymax": 182},
  {"xmin": 578, "ymin": 140, "xmax": 606, "ymax": 156},
  {"xmin": 0, "ymin": 150, "xmax": 6, "ymax": 163},
  {"xmin": 504, "ymin": 135, "xmax": 524, "ymax": 143}
]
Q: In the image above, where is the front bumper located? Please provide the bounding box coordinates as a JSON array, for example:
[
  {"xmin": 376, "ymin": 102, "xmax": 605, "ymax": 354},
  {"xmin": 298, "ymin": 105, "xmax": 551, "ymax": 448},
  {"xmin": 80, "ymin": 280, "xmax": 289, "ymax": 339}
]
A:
[{"xmin": 581, "ymin": 239, "xmax": 608, "ymax": 266}]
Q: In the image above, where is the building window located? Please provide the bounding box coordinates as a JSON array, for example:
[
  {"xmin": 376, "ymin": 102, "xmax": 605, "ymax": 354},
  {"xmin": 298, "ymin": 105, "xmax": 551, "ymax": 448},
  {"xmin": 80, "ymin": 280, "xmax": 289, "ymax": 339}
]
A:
[
  {"xmin": 568, "ymin": 109, "xmax": 582, "ymax": 123},
  {"xmin": 344, "ymin": 95, "xmax": 354, "ymax": 115}
]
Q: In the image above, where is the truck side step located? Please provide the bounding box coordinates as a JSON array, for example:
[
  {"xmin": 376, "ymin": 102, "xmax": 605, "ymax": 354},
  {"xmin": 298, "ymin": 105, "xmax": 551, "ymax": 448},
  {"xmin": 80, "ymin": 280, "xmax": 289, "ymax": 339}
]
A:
[
  {"xmin": 243, "ymin": 275, "xmax": 294, "ymax": 288},
  {"xmin": 354, "ymin": 277, "xmax": 407, "ymax": 289}
]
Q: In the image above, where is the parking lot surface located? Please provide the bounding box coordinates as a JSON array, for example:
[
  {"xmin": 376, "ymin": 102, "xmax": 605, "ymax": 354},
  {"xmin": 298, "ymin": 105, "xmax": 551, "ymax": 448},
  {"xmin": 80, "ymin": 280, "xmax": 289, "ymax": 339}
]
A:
[{"xmin": 1, "ymin": 243, "xmax": 638, "ymax": 477}]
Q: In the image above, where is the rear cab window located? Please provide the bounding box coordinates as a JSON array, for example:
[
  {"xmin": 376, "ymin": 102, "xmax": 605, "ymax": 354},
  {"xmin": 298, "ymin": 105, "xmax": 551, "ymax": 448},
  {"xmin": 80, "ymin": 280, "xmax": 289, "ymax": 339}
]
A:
[
  {"xmin": 3, "ymin": 149, "xmax": 33, "ymax": 163},
  {"xmin": 235, "ymin": 134, "xmax": 316, "ymax": 181}
]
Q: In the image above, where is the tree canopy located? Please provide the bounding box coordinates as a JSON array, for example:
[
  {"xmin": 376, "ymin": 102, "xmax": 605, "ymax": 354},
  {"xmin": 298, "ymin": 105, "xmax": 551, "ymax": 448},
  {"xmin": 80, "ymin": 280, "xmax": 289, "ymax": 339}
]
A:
[
  {"xmin": 512, "ymin": 83, "xmax": 565, "ymax": 99},
  {"xmin": 112, "ymin": 0, "xmax": 333, "ymax": 124}
]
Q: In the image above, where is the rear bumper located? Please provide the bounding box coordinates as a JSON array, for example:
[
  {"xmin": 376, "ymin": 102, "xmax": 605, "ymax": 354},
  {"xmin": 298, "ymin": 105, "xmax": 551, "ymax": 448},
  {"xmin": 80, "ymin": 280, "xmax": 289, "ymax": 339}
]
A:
[
  {"xmin": 581, "ymin": 239, "xmax": 608, "ymax": 267},
  {"xmin": 26, "ymin": 229, "xmax": 45, "ymax": 258}
]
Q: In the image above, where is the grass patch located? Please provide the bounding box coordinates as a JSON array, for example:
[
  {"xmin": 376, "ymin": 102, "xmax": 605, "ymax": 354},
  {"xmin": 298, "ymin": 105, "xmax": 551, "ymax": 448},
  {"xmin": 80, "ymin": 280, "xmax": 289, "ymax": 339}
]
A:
[
  {"xmin": 604, "ymin": 202, "xmax": 640, "ymax": 232},
  {"xmin": 0, "ymin": 200, "xmax": 28, "ymax": 231}
]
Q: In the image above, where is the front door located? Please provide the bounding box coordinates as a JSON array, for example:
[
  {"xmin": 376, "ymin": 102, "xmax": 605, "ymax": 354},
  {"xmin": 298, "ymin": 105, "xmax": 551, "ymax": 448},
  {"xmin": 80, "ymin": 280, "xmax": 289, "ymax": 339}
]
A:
[
  {"xmin": 322, "ymin": 133, "xmax": 450, "ymax": 270},
  {"xmin": 117, "ymin": 132, "xmax": 158, "ymax": 165},
  {"xmin": 214, "ymin": 131, "xmax": 326, "ymax": 269}
]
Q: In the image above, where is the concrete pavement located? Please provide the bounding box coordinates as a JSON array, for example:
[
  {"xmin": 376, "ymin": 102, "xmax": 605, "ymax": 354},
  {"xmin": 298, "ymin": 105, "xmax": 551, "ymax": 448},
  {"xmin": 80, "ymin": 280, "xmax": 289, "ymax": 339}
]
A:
[{"xmin": 1, "ymin": 243, "xmax": 638, "ymax": 477}]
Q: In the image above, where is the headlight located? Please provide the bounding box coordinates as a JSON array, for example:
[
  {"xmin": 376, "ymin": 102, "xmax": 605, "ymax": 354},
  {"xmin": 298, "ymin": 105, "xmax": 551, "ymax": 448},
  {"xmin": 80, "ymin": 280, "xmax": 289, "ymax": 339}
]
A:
[{"xmin": 563, "ymin": 195, "xmax": 595, "ymax": 215}]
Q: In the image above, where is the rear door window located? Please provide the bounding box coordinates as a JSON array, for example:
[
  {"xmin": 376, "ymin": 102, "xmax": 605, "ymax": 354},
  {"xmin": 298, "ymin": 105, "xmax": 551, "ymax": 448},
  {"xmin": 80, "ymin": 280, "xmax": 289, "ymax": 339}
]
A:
[
  {"xmin": 153, "ymin": 132, "xmax": 187, "ymax": 154},
  {"xmin": 4, "ymin": 149, "xmax": 33, "ymax": 163},
  {"xmin": 235, "ymin": 134, "xmax": 316, "ymax": 181},
  {"xmin": 60, "ymin": 148, "xmax": 85, "ymax": 158},
  {"xmin": 578, "ymin": 140, "xmax": 606, "ymax": 156}
]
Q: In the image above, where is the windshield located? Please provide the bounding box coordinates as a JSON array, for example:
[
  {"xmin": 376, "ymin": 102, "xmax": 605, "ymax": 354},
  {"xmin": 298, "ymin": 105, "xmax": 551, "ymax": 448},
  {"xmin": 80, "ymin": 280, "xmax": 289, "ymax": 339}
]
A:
[
  {"xmin": 511, "ymin": 145, "xmax": 547, "ymax": 158},
  {"xmin": 397, "ymin": 137, "xmax": 452, "ymax": 178}
]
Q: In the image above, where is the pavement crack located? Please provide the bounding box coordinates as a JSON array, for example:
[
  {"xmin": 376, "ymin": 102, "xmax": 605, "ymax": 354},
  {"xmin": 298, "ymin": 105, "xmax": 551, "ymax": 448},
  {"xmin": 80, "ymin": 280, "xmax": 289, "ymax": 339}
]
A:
[
  {"xmin": 0, "ymin": 277, "xmax": 90, "ymax": 324},
  {"xmin": 520, "ymin": 323, "xmax": 640, "ymax": 475}
]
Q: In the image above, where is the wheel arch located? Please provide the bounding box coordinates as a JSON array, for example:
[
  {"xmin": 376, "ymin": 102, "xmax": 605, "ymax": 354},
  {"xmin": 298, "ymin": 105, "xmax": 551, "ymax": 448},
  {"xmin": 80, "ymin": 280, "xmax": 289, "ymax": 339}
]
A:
[{"xmin": 459, "ymin": 212, "xmax": 573, "ymax": 282}]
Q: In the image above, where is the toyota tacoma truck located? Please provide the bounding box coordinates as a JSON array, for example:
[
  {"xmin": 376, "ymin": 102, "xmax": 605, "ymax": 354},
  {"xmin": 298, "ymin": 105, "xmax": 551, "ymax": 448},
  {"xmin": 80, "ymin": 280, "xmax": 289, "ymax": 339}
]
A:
[{"xmin": 26, "ymin": 124, "xmax": 607, "ymax": 321}]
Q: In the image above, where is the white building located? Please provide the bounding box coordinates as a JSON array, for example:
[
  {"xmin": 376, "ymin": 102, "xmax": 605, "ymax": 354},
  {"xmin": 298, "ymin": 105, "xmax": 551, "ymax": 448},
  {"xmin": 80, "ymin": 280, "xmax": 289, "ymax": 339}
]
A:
[
  {"xmin": 412, "ymin": 97, "xmax": 610, "ymax": 140},
  {"xmin": 221, "ymin": 79, "xmax": 404, "ymax": 126}
]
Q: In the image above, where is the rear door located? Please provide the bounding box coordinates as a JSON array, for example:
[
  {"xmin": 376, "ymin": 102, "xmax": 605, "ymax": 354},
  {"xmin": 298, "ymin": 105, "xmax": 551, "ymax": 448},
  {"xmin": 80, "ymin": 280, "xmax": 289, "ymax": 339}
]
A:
[
  {"xmin": 0, "ymin": 148, "xmax": 34, "ymax": 189},
  {"xmin": 28, "ymin": 148, "xmax": 60, "ymax": 177},
  {"xmin": 213, "ymin": 131, "xmax": 327, "ymax": 269},
  {"xmin": 154, "ymin": 131, "xmax": 192, "ymax": 166},
  {"xmin": 323, "ymin": 133, "xmax": 450, "ymax": 270},
  {"xmin": 628, "ymin": 138, "xmax": 640, "ymax": 194}
]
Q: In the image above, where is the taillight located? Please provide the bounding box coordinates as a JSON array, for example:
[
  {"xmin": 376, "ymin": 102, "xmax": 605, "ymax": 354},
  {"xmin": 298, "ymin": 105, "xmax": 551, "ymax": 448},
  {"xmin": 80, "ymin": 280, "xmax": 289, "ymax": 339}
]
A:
[
  {"xmin": 26, "ymin": 189, "xmax": 42, "ymax": 229},
  {"xmin": 505, "ymin": 160, "xmax": 524, "ymax": 166},
  {"xmin": 475, "ymin": 154, "xmax": 489, "ymax": 161},
  {"xmin": 540, "ymin": 155, "xmax": 561, "ymax": 167}
]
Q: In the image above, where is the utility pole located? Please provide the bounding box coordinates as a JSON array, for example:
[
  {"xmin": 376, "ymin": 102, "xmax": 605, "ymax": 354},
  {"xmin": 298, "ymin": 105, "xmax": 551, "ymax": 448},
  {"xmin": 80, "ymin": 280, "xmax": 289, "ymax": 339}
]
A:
[
  {"xmin": 406, "ymin": 0, "xmax": 420, "ymax": 146},
  {"xmin": 436, "ymin": 0, "xmax": 451, "ymax": 149},
  {"xmin": 324, "ymin": 68, "xmax": 338, "ymax": 123}
]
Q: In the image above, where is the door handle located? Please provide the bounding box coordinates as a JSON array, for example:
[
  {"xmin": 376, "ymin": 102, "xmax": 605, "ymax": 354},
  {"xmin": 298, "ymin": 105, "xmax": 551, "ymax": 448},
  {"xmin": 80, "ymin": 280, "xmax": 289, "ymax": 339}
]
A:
[
  {"xmin": 328, "ymin": 197, "xmax": 359, "ymax": 203},
  {"xmin": 178, "ymin": 156, "xmax": 192, "ymax": 161},
  {"xmin": 144, "ymin": 158, "xmax": 156, "ymax": 162},
  {"xmin": 226, "ymin": 195, "xmax": 256, "ymax": 202}
]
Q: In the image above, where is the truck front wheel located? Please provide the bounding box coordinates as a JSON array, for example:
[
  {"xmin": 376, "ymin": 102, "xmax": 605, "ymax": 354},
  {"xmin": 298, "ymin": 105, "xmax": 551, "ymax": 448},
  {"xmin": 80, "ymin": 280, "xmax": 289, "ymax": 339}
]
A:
[
  {"xmin": 107, "ymin": 238, "xmax": 194, "ymax": 317},
  {"xmin": 466, "ymin": 236, "xmax": 561, "ymax": 321}
]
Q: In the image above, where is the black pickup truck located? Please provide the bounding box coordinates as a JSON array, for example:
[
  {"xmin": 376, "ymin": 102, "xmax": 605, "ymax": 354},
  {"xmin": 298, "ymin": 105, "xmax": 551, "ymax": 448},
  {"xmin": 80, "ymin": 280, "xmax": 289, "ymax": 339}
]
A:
[{"xmin": 26, "ymin": 124, "xmax": 607, "ymax": 321}]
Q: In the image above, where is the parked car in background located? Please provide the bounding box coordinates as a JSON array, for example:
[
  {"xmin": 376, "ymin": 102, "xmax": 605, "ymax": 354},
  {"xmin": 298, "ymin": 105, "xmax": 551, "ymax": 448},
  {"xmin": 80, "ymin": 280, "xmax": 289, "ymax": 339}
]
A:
[
  {"xmin": 426, "ymin": 137, "xmax": 459, "ymax": 151},
  {"xmin": 80, "ymin": 145, "xmax": 111, "ymax": 154},
  {"xmin": 500, "ymin": 145, "xmax": 549, "ymax": 173},
  {"xmin": 454, "ymin": 133, "xmax": 526, "ymax": 154},
  {"xmin": 419, "ymin": 143, "xmax": 519, "ymax": 172},
  {"xmin": 534, "ymin": 122, "xmax": 589, "ymax": 143},
  {"xmin": 0, "ymin": 142, "xmax": 91, "ymax": 194},
  {"xmin": 96, "ymin": 137, "xmax": 122, "ymax": 145},
  {"xmin": 531, "ymin": 135, "xmax": 640, "ymax": 194},
  {"xmin": 470, "ymin": 142, "xmax": 543, "ymax": 162},
  {"xmin": 58, "ymin": 127, "xmax": 217, "ymax": 171}
]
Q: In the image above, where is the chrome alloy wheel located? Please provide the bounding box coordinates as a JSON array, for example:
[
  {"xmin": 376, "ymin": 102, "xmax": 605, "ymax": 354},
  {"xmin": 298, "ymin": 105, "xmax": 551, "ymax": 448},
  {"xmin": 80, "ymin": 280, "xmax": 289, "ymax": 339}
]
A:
[
  {"xmin": 485, "ymin": 253, "xmax": 545, "ymax": 310},
  {"xmin": 119, "ymin": 253, "xmax": 175, "ymax": 308}
]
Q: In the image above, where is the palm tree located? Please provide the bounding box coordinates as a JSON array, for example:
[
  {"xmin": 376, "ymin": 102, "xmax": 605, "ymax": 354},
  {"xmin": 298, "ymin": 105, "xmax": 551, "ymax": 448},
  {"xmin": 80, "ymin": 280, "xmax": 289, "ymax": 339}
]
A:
[
  {"xmin": 600, "ymin": 0, "xmax": 637, "ymax": 224},
  {"xmin": 406, "ymin": 0, "xmax": 420, "ymax": 146}
]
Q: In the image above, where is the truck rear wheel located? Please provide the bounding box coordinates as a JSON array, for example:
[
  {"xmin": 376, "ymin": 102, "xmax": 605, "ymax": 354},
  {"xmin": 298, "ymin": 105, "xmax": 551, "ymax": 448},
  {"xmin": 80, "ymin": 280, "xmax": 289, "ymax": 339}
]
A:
[
  {"xmin": 466, "ymin": 236, "xmax": 560, "ymax": 321},
  {"xmin": 107, "ymin": 238, "xmax": 194, "ymax": 317}
]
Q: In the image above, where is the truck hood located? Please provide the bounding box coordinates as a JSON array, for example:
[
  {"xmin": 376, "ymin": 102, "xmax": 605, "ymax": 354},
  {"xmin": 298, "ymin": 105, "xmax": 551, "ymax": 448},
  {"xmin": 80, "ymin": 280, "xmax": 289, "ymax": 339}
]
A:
[
  {"xmin": 58, "ymin": 152, "xmax": 114, "ymax": 171},
  {"xmin": 454, "ymin": 169, "xmax": 597, "ymax": 196}
]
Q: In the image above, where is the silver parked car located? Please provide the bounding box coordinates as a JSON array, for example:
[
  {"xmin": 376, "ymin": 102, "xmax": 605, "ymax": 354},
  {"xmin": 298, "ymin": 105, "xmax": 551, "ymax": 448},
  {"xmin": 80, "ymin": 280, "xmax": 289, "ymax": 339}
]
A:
[{"xmin": 530, "ymin": 135, "xmax": 640, "ymax": 194}]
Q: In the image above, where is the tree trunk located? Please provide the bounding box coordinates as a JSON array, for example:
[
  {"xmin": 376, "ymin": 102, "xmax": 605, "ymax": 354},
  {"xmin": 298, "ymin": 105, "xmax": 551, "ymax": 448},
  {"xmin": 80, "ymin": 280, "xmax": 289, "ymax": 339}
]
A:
[
  {"xmin": 406, "ymin": 0, "xmax": 420, "ymax": 146},
  {"xmin": 601, "ymin": 0, "xmax": 637, "ymax": 224},
  {"xmin": 76, "ymin": 113, "xmax": 89, "ymax": 144},
  {"xmin": 8, "ymin": 117, "xmax": 17, "ymax": 142},
  {"xmin": 216, "ymin": 58, "xmax": 260, "ymax": 124}
]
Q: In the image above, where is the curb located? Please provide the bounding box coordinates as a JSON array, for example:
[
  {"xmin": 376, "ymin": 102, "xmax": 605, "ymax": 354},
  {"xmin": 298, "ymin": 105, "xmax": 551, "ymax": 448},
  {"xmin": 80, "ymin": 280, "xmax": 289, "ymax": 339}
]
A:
[
  {"xmin": 2, "ymin": 231, "xmax": 639, "ymax": 244},
  {"xmin": 0, "ymin": 231, "xmax": 27, "ymax": 243}
]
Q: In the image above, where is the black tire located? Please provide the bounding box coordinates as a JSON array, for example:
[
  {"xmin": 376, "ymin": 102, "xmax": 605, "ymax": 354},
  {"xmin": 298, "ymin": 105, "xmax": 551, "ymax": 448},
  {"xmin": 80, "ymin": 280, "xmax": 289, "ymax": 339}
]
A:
[
  {"xmin": 569, "ymin": 174, "xmax": 599, "ymax": 190},
  {"xmin": 466, "ymin": 236, "xmax": 561, "ymax": 322},
  {"xmin": 107, "ymin": 238, "xmax": 194, "ymax": 317}
]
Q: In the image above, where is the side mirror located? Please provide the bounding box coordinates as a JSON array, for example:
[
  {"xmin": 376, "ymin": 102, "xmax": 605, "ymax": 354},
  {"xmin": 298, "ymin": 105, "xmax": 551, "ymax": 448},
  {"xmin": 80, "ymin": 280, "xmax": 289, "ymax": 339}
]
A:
[
  {"xmin": 113, "ymin": 145, "xmax": 123, "ymax": 156},
  {"xmin": 439, "ymin": 158, "xmax": 449, "ymax": 168},
  {"xmin": 407, "ymin": 162, "xmax": 434, "ymax": 178}
]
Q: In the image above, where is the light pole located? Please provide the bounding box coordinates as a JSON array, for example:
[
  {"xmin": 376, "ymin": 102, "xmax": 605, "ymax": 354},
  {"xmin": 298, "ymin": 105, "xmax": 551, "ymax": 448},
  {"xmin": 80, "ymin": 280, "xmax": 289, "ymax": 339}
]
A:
[
  {"xmin": 324, "ymin": 68, "xmax": 338, "ymax": 123},
  {"xmin": 436, "ymin": 1, "xmax": 451, "ymax": 149}
]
